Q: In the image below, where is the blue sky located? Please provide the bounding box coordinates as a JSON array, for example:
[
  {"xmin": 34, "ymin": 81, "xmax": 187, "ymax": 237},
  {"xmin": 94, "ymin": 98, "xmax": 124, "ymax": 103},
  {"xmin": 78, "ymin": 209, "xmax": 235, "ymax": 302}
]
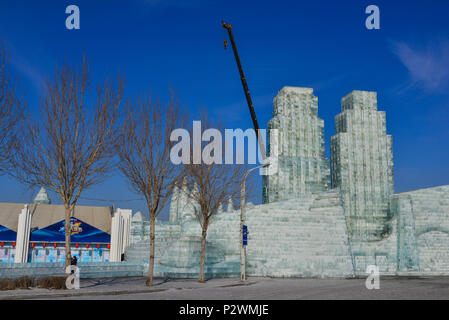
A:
[{"xmin": 0, "ymin": 0, "xmax": 448, "ymax": 219}]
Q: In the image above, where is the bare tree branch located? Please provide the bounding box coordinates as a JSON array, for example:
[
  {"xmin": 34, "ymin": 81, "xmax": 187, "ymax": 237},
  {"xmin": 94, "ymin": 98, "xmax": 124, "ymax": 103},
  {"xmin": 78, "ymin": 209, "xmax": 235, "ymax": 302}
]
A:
[
  {"xmin": 181, "ymin": 115, "xmax": 248, "ymax": 282},
  {"xmin": 116, "ymin": 90, "xmax": 186, "ymax": 286},
  {"xmin": 0, "ymin": 43, "xmax": 25, "ymax": 174},
  {"xmin": 11, "ymin": 57, "xmax": 125, "ymax": 268}
]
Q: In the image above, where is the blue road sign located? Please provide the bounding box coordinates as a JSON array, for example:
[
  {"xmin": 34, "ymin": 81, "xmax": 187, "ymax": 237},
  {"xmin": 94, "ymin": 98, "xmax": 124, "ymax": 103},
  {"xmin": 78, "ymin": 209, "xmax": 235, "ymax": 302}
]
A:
[{"xmin": 243, "ymin": 225, "xmax": 248, "ymax": 246}]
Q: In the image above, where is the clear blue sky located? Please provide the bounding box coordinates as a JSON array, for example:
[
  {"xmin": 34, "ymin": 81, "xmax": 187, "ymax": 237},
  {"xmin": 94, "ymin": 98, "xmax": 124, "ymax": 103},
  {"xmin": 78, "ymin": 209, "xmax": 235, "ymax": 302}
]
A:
[{"xmin": 0, "ymin": 0, "xmax": 448, "ymax": 219}]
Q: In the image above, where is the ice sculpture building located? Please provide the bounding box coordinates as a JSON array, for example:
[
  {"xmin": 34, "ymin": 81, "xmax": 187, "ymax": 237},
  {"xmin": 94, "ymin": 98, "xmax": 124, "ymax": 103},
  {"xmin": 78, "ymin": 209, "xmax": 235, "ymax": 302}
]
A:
[
  {"xmin": 331, "ymin": 90, "xmax": 394, "ymax": 241},
  {"xmin": 262, "ymin": 87, "xmax": 330, "ymax": 203},
  {"xmin": 125, "ymin": 87, "xmax": 449, "ymax": 278}
]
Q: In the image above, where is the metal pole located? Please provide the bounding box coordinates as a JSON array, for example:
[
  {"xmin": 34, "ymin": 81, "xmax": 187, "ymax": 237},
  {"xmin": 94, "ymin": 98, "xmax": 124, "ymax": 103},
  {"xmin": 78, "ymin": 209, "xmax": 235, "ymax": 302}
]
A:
[
  {"xmin": 240, "ymin": 179, "xmax": 246, "ymax": 282},
  {"xmin": 240, "ymin": 163, "xmax": 269, "ymax": 282}
]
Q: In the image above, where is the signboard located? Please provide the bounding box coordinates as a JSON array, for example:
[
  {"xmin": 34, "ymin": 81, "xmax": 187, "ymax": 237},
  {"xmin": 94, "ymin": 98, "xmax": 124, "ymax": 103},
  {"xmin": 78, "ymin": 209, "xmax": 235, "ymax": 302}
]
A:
[
  {"xmin": 33, "ymin": 248, "xmax": 46, "ymax": 263},
  {"xmin": 30, "ymin": 217, "xmax": 110, "ymax": 243},
  {"xmin": 93, "ymin": 248, "xmax": 103, "ymax": 262},
  {"xmin": 47, "ymin": 249, "xmax": 57, "ymax": 263},
  {"xmin": 0, "ymin": 248, "xmax": 10, "ymax": 263},
  {"xmin": 80, "ymin": 249, "xmax": 91, "ymax": 263},
  {"xmin": 57, "ymin": 249, "xmax": 65, "ymax": 263},
  {"xmin": 103, "ymin": 250, "xmax": 110, "ymax": 262},
  {"xmin": 242, "ymin": 225, "xmax": 248, "ymax": 246}
]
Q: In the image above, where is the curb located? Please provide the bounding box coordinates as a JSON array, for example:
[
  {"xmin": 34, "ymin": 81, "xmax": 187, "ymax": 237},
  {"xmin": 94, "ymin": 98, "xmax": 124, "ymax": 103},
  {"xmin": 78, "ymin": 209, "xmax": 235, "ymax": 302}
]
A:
[{"xmin": 0, "ymin": 287, "xmax": 168, "ymax": 300}]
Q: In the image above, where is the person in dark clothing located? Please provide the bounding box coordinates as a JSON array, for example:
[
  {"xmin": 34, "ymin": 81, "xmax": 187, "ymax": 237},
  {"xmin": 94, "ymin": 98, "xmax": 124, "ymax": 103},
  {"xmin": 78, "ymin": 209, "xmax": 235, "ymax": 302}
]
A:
[{"xmin": 70, "ymin": 256, "xmax": 77, "ymax": 274}]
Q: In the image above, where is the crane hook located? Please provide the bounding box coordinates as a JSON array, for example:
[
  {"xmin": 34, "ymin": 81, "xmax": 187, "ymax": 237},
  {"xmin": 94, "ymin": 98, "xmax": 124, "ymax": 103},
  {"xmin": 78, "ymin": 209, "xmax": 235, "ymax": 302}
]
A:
[{"xmin": 224, "ymin": 40, "xmax": 228, "ymax": 50}]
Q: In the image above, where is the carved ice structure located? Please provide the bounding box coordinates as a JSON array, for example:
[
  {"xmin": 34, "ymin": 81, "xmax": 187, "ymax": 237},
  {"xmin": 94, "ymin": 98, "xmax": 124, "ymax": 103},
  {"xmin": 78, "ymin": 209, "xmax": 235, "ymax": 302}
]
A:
[
  {"xmin": 125, "ymin": 87, "xmax": 449, "ymax": 278},
  {"xmin": 263, "ymin": 87, "xmax": 330, "ymax": 203},
  {"xmin": 331, "ymin": 91, "xmax": 394, "ymax": 241}
]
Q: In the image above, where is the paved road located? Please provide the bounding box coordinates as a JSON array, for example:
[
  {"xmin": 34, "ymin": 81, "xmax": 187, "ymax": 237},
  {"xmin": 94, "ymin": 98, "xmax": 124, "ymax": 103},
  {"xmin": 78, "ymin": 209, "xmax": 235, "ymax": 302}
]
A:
[{"xmin": 2, "ymin": 276, "xmax": 449, "ymax": 300}]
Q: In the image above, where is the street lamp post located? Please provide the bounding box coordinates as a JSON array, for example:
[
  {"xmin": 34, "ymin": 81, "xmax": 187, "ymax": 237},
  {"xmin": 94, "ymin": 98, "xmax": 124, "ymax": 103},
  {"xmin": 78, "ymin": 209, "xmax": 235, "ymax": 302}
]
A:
[{"xmin": 240, "ymin": 163, "xmax": 269, "ymax": 282}]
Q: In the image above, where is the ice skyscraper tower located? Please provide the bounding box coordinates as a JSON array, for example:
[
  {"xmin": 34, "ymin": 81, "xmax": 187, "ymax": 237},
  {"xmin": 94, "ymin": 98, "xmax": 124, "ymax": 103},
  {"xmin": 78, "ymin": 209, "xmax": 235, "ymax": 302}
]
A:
[
  {"xmin": 331, "ymin": 90, "xmax": 394, "ymax": 241},
  {"xmin": 263, "ymin": 87, "xmax": 330, "ymax": 203}
]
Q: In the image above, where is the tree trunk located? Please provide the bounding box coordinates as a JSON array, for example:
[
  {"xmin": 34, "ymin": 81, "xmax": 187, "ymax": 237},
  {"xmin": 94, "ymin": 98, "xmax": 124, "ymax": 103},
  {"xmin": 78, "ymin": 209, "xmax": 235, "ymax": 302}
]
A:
[
  {"xmin": 198, "ymin": 222, "xmax": 208, "ymax": 283},
  {"xmin": 64, "ymin": 205, "xmax": 72, "ymax": 271},
  {"xmin": 146, "ymin": 215, "xmax": 156, "ymax": 286}
]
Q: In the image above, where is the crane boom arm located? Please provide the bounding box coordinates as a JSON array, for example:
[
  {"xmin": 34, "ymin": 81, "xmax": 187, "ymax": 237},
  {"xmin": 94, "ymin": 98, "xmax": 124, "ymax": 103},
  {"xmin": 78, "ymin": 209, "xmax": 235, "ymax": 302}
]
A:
[{"xmin": 222, "ymin": 21, "xmax": 266, "ymax": 160}]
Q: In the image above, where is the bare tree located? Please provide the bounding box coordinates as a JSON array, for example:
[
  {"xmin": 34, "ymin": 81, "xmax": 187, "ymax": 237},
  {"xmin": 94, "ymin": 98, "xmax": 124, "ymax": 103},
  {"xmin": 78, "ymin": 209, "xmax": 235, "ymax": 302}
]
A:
[
  {"xmin": 11, "ymin": 58, "xmax": 124, "ymax": 268},
  {"xmin": 182, "ymin": 118, "xmax": 248, "ymax": 283},
  {"xmin": 116, "ymin": 92, "xmax": 185, "ymax": 286},
  {"xmin": 0, "ymin": 43, "xmax": 24, "ymax": 174}
]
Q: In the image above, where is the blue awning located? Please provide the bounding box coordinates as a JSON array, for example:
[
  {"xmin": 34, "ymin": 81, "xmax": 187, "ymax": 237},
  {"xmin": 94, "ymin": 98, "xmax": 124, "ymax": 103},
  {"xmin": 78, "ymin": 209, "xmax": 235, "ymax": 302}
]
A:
[
  {"xmin": 0, "ymin": 225, "xmax": 17, "ymax": 241},
  {"xmin": 30, "ymin": 217, "xmax": 110, "ymax": 243}
]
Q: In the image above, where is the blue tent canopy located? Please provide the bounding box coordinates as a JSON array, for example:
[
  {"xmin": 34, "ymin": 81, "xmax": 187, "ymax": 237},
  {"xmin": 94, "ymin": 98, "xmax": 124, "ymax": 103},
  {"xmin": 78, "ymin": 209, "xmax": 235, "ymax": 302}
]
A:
[
  {"xmin": 30, "ymin": 217, "xmax": 110, "ymax": 243},
  {"xmin": 0, "ymin": 225, "xmax": 17, "ymax": 241}
]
